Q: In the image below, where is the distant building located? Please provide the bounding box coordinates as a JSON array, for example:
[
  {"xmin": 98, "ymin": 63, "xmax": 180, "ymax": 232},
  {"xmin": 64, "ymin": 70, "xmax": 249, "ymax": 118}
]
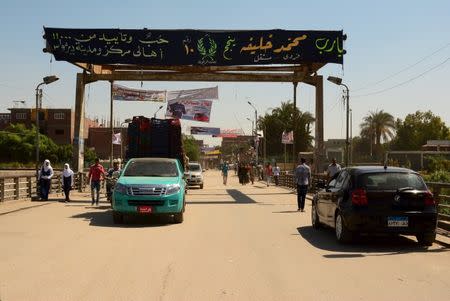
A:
[
  {"xmin": 325, "ymin": 139, "xmax": 345, "ymax": 163},
  {"xmin": 87, "ymin": 127, "xmax": 128, "ymax": 160},
  {"xmin": 0, "ymin": 113, "xmax": 11, "ymax": 130},
  {"xmin": 2, "ymin": 108, "xmax": 99, "ymax": 145},
  {"xmin": 422, "ymin": 140, "xmax": 450, "ymax": 151}
]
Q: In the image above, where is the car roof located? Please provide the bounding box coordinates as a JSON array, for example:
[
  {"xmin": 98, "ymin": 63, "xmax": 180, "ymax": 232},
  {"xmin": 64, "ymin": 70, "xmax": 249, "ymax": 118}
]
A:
[
  {"xmin": 129, "ymin": 158, "xmax": 178, "ymax": 163},
  {"xmin": 346, "ymin": 165, "xmax": 417, "ymax": 175}
]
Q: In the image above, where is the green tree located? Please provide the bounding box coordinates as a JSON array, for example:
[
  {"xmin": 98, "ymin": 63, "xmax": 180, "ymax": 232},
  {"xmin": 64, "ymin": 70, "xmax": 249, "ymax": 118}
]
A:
[
  {"xmin": 360, "ymin": 110, "xmax": 395, "ymax": 158},
  {"xmin": 391, "ymin": 110, "xmax": 450, "ymax": 150},
  {"xmin": 258, "ymin": 100, "xmax": 314, "ymax": 160},
  {"xmin": 183, "ymin": 135, "xmax": 201, "ymax": 162}
]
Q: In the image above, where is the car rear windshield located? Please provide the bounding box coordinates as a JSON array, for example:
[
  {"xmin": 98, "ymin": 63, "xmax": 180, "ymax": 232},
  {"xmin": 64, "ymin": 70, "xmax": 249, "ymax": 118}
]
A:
[
  {"xmin": 358, "ymin": 172, "xmax": 426, "ymax": 191},
  {"xmin": 124, "ymin": 161, "xmax": 178, "ymax": 177},
  {"xmin": 188, "ymin": 164, "xmax": 201, "ymax": 171}
]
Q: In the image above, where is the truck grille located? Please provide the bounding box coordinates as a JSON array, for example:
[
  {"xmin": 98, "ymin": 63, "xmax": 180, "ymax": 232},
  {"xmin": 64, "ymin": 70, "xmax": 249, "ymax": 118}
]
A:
[
  {"xmin": 128, "ymin": 200, "xmax": 165, "ymax": 206},
  {"xmin": 129, "ymin": 185, "xmax": 166, "ymax": 196}
]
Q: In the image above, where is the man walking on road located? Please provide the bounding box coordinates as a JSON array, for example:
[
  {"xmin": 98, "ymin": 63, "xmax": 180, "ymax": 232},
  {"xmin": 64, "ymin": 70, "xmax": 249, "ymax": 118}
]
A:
[
  {"xmin": 88, "ymin": 158, "xmax": 106, "ymax": 206},
  {"xmin": 222, "ymin": 162, "xmax": 229, "ymax": 185},
  {"xmin": 327, "ymin": 158, "xmax": 341, "ymax": 179},
  {"xmin": 273, "ymin": 163, "xmax": 281, "ymax": 186},
  {"xmin": 294, "ymin": 158, "xmax": 311, "ymax": 212}
]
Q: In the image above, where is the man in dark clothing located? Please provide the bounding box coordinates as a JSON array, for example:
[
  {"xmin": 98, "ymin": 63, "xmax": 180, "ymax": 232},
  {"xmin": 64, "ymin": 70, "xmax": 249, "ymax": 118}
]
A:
[{"xmin": 88, "ymin": 158, "xmax": 105, "ymax": 205}]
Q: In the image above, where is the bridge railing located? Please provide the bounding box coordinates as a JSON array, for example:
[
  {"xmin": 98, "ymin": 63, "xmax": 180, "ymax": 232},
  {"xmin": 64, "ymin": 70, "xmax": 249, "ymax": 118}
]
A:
[
  {"xmin": 278, "ymin": 173, "xmax": 450, "ymax": 236},
  {"xmin": 0, "ymin": 172, "xmax": 88, "ymax": 201}
]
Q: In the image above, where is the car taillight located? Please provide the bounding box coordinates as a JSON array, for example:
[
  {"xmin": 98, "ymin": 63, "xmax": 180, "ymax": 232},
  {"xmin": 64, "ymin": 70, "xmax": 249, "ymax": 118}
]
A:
[
  {"xmin": 352, "ymin": 188, "xmax": 368, "ymax": 206},
  {"xmin": 424, "ymin": 191, "xmax": 435, "ymax": 206}
]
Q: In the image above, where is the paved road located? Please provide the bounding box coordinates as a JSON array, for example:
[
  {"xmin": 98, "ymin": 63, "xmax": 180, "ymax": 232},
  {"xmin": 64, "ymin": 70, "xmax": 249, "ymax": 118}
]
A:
[{"xmin": 0, "ymin": 170, "xmax": 449, "ymax": 301}]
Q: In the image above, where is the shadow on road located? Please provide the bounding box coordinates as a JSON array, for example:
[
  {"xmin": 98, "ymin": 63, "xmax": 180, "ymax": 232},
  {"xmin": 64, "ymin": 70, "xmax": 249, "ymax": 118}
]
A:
[
  {"xmin": 226, "ymin": 189, "xmax": 257, "ymax": 203},
  {"xmin": 296, "ymin": 226, "xmax": 449, "ymax": 257},
  {"xmin": 272, "ymin": 210, "xmax": 300, "ymax": 213},
  {"xmin": 71, "ymin": 210, "xmax": 175, "ymax": 228}
]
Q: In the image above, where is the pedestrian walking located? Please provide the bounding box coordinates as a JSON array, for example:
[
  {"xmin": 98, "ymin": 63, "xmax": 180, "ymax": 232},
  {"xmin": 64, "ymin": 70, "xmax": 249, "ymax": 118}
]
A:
[
  {"xmin": 62, "ymin": 163, "xmax": 74, "ymax": 202},
  {"xmin": 38, "ymin": 159, "xmax": 53, "ymax": 201},
  {"xmin": 248, "ymin": 163, "xmax": 255, "ymax": 185},
  {"xmin": 222, "ymin": 162, "xmax": 229, "ymax": 185},
  {"xmin": 294, "ymin": 158, "xmax": 311, "ymax": 212},
  {"xmin": 265, "ymin": 163, "xmax": 273, "ymax": 187},
  {"xmin": 273, "ymin": 163, "xmax": 281, "ymax": 186},
  {"xmin": 327, "ymin": 158, "xmax": 341, "ymax": 180},
  {"xmin": 88, "ymin": 158, "xmax": 106, "ymax": 206}
]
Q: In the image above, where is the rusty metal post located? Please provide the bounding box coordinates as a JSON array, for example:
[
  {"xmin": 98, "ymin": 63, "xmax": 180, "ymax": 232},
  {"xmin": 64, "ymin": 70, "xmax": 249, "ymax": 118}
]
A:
[
  {"xmin": 314, "ymin": 76, "xmax": 325, "ymax": 173},
  {"xmin": 73, "ymin": 73, "xmax": 86, "ymax": 172},
  {"xmin": 292, "ymin": 82, "xmax": 298, "ymax": 164}
]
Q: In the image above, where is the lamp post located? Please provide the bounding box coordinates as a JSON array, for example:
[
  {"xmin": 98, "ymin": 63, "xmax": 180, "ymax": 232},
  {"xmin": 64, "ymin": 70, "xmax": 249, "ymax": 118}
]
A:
[
  {"xmin": 327, "ymin": 76, "xmax": 350, "ymax": 167},
  {"xmin": 247, "ymin": 100, "xmax": 258, "ymax": 164},
  {"xmin": 153, "ymin": 105, "xmax": 164, "ymax": 118},
  {"xmin": 35, "ymin": 75, "xmax": 59, "ymax": 186},
  {"xmin": 246, "ymin": 117, "xmax": 254, "ymax": 136},
  {"xmin": 120, "ymin": 118, "xmax": 132, "ymax": 160}
]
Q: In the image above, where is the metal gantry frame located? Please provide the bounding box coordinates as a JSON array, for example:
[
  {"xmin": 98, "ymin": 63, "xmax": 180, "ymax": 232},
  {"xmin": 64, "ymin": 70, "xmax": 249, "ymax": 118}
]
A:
[{"xmin": 71, "ymin": 63, "xmax": 327, "ymax": 172}]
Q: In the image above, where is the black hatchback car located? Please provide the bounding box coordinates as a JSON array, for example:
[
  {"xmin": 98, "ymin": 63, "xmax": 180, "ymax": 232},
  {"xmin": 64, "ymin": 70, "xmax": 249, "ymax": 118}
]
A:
[{"xmin": 311, "ymin": 166, "xmax": 438, "ymax": 245}]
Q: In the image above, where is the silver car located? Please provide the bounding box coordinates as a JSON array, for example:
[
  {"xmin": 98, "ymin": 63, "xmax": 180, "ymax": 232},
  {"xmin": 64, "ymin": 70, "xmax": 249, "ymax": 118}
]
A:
[{"xmin": 186, "ymin": 162, "xmax": 204, "ymax": 189}]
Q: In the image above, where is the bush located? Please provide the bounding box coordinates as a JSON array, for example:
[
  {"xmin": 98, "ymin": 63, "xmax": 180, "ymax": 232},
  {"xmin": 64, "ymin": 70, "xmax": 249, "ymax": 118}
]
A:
[{"xmin": 422, "ymin": 170, "xmax": 450, "ymax": 183}]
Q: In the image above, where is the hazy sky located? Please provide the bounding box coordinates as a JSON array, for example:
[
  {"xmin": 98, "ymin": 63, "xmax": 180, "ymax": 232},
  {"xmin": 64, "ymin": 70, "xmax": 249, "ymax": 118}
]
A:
[{"xmin": 1, "ymin": 0, "xmax": 449, "ymax": 146}]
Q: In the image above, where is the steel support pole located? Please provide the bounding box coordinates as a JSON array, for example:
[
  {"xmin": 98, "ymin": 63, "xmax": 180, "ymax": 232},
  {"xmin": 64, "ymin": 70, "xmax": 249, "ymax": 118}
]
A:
[
  {"xmin": 292, "ymin": 82, "xmax": 298, "ymax": 164},
  {"xmin": 110, "ymin": 81, "xmax": 114, "ymax": 168}
]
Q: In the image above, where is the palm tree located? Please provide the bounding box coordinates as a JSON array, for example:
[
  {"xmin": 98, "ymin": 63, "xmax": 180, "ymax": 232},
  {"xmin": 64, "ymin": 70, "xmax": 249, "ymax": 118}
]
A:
[{"xmin": 360, "ymin": 110, "xmax": 395, "ymax": 157}]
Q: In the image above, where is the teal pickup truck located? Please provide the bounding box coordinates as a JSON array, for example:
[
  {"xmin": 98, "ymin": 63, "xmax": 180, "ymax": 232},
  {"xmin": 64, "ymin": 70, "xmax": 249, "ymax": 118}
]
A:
[{"xmin": 112, "ymin": 158, "xmax": 186, "ymax": 224}]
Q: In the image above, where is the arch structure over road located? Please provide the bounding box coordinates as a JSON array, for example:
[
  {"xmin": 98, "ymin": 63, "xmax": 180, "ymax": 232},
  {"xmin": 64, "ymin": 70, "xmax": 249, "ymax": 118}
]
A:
[{"xmin": 42, "ymin": 28, "xmax": 346, "ymax": 171}]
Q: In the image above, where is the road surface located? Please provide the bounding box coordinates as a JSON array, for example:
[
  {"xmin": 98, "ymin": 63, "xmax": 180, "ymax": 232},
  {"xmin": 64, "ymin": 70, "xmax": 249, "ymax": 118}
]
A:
[{"xmin": 0, "ymin": 170, "xmax": 449, "ymax": 300}]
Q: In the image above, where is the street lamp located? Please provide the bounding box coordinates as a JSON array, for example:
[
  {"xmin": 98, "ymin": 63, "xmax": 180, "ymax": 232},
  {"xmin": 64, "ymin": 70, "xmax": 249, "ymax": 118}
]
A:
[
  {"xmin": 327, "ymin": 76, "xmax": 350, "ymax": 166},
  {"xmin": 247, "ymin": 100, "xmax": 258, "ymax": 164},
  {"xmin": 35, "ymin": 75, "xmax": 59, "ymax": 186},
  {"xmin": 246, "ymin": 117, "xmax": 254, "ymax": 136},
  {"xmin": 120, "ymin": 118, "xmax": 132, "ymax": 160},
  {"xmin": 153, "ymin": 105, "xmax": 164, "ymax": 118}
]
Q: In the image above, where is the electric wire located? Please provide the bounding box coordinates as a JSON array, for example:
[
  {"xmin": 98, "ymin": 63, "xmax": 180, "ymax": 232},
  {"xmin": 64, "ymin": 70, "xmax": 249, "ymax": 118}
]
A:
[
  {"xmin": 353, "ymin": 42, "xmax": 450, "ymax": 92},
  {"xmin": 353, "ymin": 57, "xmax": 450, "ymax": 98}
]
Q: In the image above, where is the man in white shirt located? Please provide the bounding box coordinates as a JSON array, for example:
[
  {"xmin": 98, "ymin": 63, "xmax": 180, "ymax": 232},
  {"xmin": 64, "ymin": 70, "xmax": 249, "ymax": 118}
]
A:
[
  {"xmin": 294, "ymin": 158, "xmax": 311, "ymax": 212},
  {"xmin": 273, "ymin": 163, "xmax": 281, "ymax": 186},
  {"xmin": 327, "ymin": 158, "xmax": 341, "ymax": 179}
]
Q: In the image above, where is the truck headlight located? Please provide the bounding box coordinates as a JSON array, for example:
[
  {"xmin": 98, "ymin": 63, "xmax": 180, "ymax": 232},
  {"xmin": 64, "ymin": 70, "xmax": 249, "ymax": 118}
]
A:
[
  {"xmin": 166, "ymin": 184, "xmax": 181, "ymax": 195},
  {"xmin": 114, "ymin": 183, "xmax": 128, "ymax": 195}
]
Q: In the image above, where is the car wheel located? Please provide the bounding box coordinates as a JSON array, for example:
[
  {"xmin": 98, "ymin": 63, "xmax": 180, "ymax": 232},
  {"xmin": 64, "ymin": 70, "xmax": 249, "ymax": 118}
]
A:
[
  {"xmin": 416, "ymin": 231, "xmax": 436, "ymax": 246},
  {"xmin": 112, "ymin": 211, "xmax": 124, "ymax": 224},
  {"xmin": 311, "ymin": 202, "xmax": 321, "ymax": 229},
  {"xmin": 335, "ymin": 212, "xmax": 352, "ymax": 243},
  {"xmin": 173, "ymin": 212, "xmax": 184, "ymax": 224}
]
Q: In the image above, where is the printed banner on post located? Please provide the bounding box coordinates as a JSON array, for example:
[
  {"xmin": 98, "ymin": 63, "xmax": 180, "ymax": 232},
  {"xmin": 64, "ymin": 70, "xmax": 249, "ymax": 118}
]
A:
[
  {"xmin": 112, "ymin": 84, "xmax": 166, "ymax": 102},
  {"xmin": 112, "ymin": 132, "xmax": 122, "ymax": 145},
  {"xmin": 282, "ymin": 131, "xmax": 293, "ymax": 144},
  {"xmin": 167, "ymin": 86, "xmax": 218, "ymax": 101},
  {"xmin": 214, "ymin": 129, "xmax": 245, "ymax": 138},
  {"xmin": 190, "ymin": 126, "xmax": 221, "ymax": 135}
]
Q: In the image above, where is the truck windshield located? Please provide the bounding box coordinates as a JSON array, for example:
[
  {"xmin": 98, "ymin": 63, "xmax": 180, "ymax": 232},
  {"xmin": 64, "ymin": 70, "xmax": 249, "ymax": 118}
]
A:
[
  {"xmin": 124, "ymin": 161, "xmax": 178, "ymax": 177},
  {"xmin": 188, "ymin": 164, "xmax": 201, "ymax": 171}
]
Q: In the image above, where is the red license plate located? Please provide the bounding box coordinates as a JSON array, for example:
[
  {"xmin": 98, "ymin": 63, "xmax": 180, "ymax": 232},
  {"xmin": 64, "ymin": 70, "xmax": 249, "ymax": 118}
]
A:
[{"xmin": 138, "ymin": 206, "xmax": 153, "ymax": 213}]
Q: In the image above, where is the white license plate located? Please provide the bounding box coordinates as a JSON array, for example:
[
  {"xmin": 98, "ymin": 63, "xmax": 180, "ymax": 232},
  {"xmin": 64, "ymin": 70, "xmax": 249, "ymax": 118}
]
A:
[{"xmin": 387, "ymin": 216, "xmax": 408, "ymax": 227}]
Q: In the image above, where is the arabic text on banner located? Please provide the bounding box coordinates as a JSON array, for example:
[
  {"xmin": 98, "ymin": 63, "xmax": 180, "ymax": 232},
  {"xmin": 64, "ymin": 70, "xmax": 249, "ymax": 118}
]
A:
[{"xmin": 112, "ymin": 84, "xmax": 166, "ymax": 102}]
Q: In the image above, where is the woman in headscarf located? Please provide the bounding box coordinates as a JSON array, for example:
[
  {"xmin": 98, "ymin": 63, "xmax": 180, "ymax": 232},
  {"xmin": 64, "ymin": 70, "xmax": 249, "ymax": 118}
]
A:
[
  {"xmin": 62, "ymin": 163, "xmax": 74, "ymax": 202},
  {"xmin": 38, "ymin": 159, "xmax": 54, "ymax": 201}
]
